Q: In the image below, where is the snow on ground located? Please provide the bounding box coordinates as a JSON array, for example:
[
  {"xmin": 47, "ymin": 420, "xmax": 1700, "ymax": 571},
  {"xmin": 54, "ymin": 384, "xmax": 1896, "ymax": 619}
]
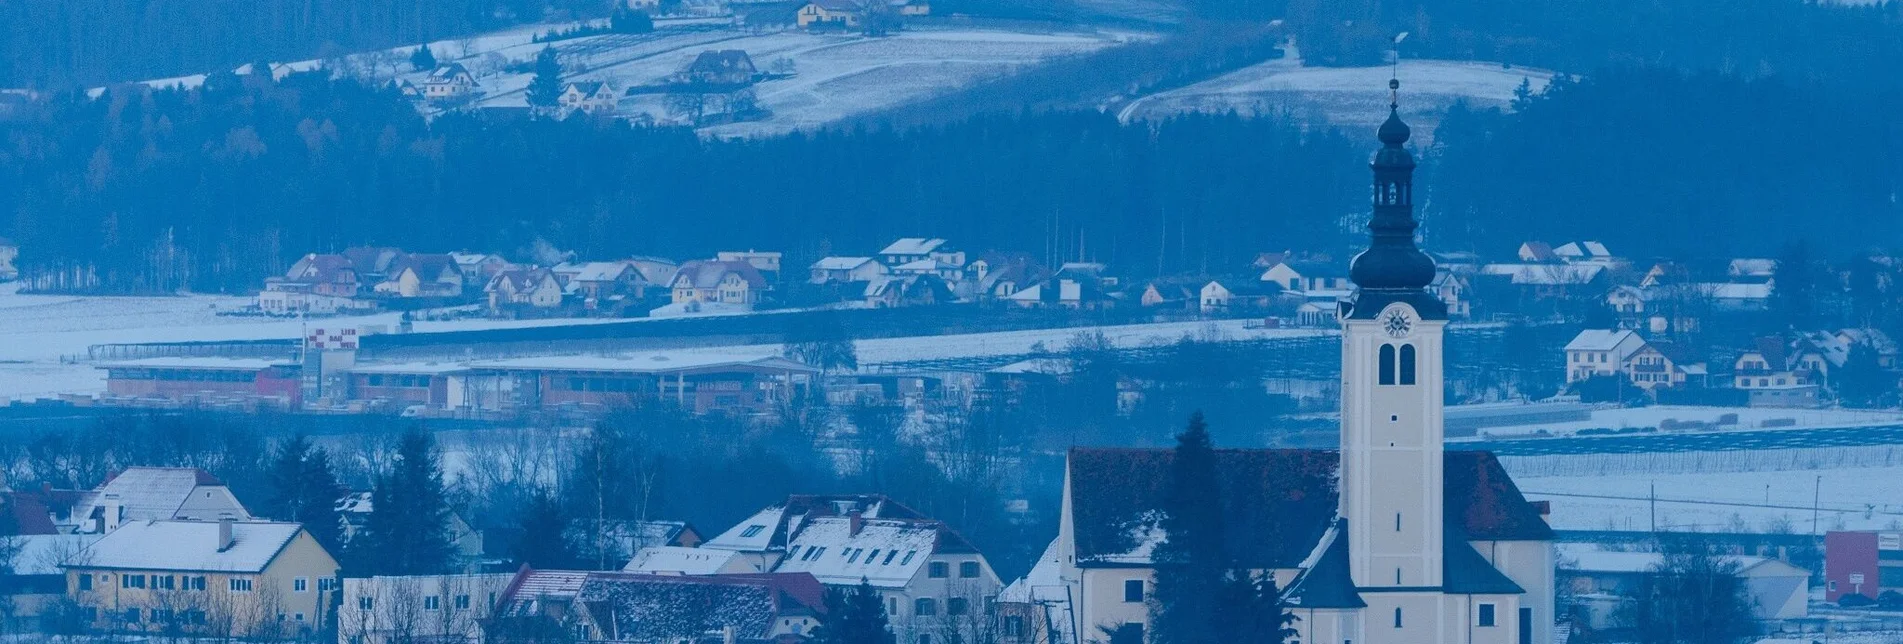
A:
[
  {"xmin": 0, "ymin": 292, "xmax": 629, "ymax": 402},
  {"xmin": 1475, "ymin": 405, "xmax": 1903, "ymax": 438},
  {"xmin": 1119, "ymin": 51, "xmax": 1556, "ymax": 145},
  {"xmin": 1516, "ymin": 465, "xmax": 1903, "ymax": 534}
]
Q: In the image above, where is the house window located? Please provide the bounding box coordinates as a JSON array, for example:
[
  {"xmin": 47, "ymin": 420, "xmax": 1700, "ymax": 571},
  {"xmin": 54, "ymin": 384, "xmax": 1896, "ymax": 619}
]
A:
[
  {"xmin": 889, "ymin": 597, "xmax": 899, "ymax": 616},
  {"xmin": 187, "ymin": 576, "xmax": 207, "ymax": 591},
  {"xmin": 1379, "ymin": 344, "xmax": 1397, "ymax": 385},
  {"xmin": 738, "ymin": 525, "xmax": 765, "ymax": 538},
  {"xmin": 864, "ymin": 549, "xmax": 879, "ymax": 564},
  {"xmin": 121, "ymin": 574, "xmax": 146, "ymax": 589},
  {"xmin": 456, "ymin": 594, "xmax": 471, "ymax": 610},
  {"xmin": 1519, "ymin": 608, "xmax": 1533, "ymax": 644},
  {"xmin": 78, "ymin": 575, "xmax": 91, "ymax": 591},
  {"xmin": 1124, "ymin": 579, "xmax": 1144, "ymax": 602},
  {"xmin": 900, "ymin": 551, "xmax": 916, "ymax": 566},
  {"xmin": 294, "ymin": 577, "xmax": 308, "ymax": 592},
  {"xmin": 1399, "ymin": 344, "xmax": 1417, "ymax": 385},
  {"xmin": 359, "ymin": 597, "xmax": 374, "ymax": 611},
  {"xmin": 1478, "ymin": 603, "xmax": 1496, "ymax": 627},
  {"xmin": 319, "ymin": 578, "xmax": 338, "ymax": 592},
  {"xmin": 230, "ymin": 578, "xmax": 254, "ymax": 593},
  {"xmin": 959, "ymin": 561, "xmax": 981, "ymax": 578},
  {"xmin": 915, "ymin": 598, "xmax": 937, "ymax": 616},
  {"xmin": 125, "ymin": 608, "xmax": 140, "ymax": 623},
  {"xmin": 884, "ymin": 551, "xmax": 899, "ymax": 565},
  {"xmin": 947, "ymin": 598, "xmax": 969, "ymax": 616},
  {"xmin": 929, "ymin": 562, "xmax": 949, "ymax": 578},
  {"xmin": 1396, "ymin": 513, "xmax": 1402, "ymax": 532},
  {"xmin": 1005, "ymin": 616, "xmax": 1026, "ymax": 636},
  {"xmin": 1394, "ymin": 607, "xmax": 1403, "ymax": 628},
  {"xmin": 425, "ymin": 596, "xmax": 441, "ymax": 611}
]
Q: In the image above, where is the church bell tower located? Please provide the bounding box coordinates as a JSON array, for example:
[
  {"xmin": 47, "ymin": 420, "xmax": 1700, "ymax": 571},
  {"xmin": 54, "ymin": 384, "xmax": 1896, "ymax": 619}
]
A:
[{"xmin": 1338, "ymin": 80, "xmax": 1449, "ymax": 637}]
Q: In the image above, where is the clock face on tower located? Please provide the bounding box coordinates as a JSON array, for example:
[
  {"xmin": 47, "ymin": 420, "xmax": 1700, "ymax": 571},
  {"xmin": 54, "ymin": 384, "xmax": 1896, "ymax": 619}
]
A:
[{"xmin": 1381, "ymin": 306, "xmax": 1414, "ymax": 338}]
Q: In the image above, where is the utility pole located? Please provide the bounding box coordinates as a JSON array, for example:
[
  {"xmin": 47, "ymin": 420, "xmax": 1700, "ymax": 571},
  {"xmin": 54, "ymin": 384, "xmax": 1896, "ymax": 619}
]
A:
[
  {"xmin": 1814, "ymin": 474, "xmax": 1823, "ymax": 535},
  {"xmin": 1649, "ymin": 481, "xmax": 1657, "ymax": 533}
]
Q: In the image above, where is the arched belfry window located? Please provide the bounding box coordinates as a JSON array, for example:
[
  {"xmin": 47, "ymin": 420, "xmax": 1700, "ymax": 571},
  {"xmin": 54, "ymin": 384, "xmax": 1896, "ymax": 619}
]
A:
[
  {"xmin": 1378, "ymin": 344, "xmax": 1396, "ymax": 385},
  {"xmin": 1399, "ymin": 344, "xmax": 1417, "ymax": 385}
]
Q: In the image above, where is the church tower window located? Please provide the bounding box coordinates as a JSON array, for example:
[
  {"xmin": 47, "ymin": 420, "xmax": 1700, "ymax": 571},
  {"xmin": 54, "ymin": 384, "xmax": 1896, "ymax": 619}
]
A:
[
  {"xmin": 1378, "ymin": 345, "xmax": 1396, "ymax": 385},
  {"xmin": 1399, "ymin": 344, "xmax": 1417, "ymax": 385}
]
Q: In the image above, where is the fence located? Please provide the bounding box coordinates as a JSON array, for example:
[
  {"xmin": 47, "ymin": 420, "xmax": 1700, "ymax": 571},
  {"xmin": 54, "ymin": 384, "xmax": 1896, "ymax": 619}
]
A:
[{"xmin": 1501, "ymin": 445, "xmax": 1903, "ymax": 478}]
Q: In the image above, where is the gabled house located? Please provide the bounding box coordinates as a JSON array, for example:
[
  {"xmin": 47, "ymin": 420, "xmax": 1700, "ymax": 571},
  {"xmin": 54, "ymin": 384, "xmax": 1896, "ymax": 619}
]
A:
[
  {"xmin": 338, "ymin": 573, "xmax": 515, "ymax": 644},
  {"xmin": 1007, "ymin": 272, "xmax": 1115, "ymax": 310},
  {"xmin": 669, "ymin": 260, "xmax": 769, "ymax": 308},
  {"xmin": 487, "ymin": 569, "xmax": 827, "ymax": 643},
  {"xmin": 1622, "ymin": 342, "xmax": 1707, "ymax": 390},
  {"xmin": 273, "ymin": 253, "xmax": 360, "ymax": 298},
  {"xmin": 421, "ymin": 63, "xmax": 480, "ymax": 102},
  {"xmin": 336, "ymin": 492, "xmax": 485, "ymax": 569},
  {"xmin": 1835, "ymin": 328, "xmax": 1898, "ymax": 368},
  {"xmin": 1517, "ymin": 242, "xmax": 1559, "ymax": 263},
  {"xmin": 68, "ymin": 467, "xmax": 253, "ymax": 534},
  {"xmin": 963, "ymin": 252, "xmax": 1045, "ymax": 300},
  {"xmin": 1563, "ymin": 329, "xmax": 1647, "ymax": 383},
  {"xmin": 553, "ymin": 261, "xmax": 641, "ymax": 309},
  {"xmin": 1260, "ymin": 259, "xmax": 1350, "ymax": 293},
  {"xmin": 864, "ymin": 273, "xmax": 954, "ymax": 308},
  {"xmin": 449, "ymin": 252, "xmax": 511, "ymax": 282},
  {"xmin": 558, "ymin": 80, "xmax": 619, "ymax": 115},
  {"xmin": 1198, "ymin": 278, "xmax": 1279, "ymax": 314},
  {"xmin": 1558, "ymin": 544, "xmax": 1808, "ymax": 629},
  {"xmin": 1136, "ymin": 277, "xmax": 1204, "ymax": 309},
  {"xmin": 485, "ymin": 268, "xmax": 564, "ymax": 314},
  {"xmin": 376, "ymin": 253, "xmax": 464, "ymax": 298},
  {"xmin": 63, "ymin": 519, "xmax": 341, "ymax": 638},
  {"xmin": 797, "ymin": 0, "xmax": 864, "ymax": 28},
  {"xmin": 1728, "ymin": 258, "xmax": 1778, "ymax": 279},
  {"xmin": 810, "ymin": 256, "xmax": 886, "ymax": 285},
  {"xmin": 878, "ymin": 238, "xmax": 962, "ymax": 268},
  {"xmin": 1432, "ymin": 269, "xmax": 1470, "ymax": 319},
  {"xmin": 1552, "ymin": 241, "xmax": 1613, "ymax": 265},
  {"xmin": 672, "ymin": 50, "xmax": 758, "ymax": 86},
  {"xmin": 715, "ymin": 250, "xmax": 783, "ymax": 281},
  {"xmin": 623, "ymin": 546, "xmax": 763, "ymax": 576},
  {"xmin": 1733, "ymin": 335, "xmax": 1834, "ymax": 407}
]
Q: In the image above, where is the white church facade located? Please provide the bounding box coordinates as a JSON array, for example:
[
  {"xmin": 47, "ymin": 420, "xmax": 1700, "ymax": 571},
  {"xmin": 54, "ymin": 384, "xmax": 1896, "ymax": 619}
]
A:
[{"xmin": 998, "ymin": 85, "xmax": 1557, "ymax": 644}]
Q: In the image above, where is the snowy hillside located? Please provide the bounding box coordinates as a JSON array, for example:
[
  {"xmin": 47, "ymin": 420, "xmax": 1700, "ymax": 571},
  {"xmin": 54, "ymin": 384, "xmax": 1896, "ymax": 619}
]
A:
[{"xmin": 1118, "ymin": 53, "xmax": 1556, "ymax": 145}]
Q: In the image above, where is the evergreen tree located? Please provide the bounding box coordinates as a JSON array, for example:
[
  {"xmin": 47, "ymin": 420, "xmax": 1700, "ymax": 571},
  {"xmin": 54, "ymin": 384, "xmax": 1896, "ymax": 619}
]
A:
[
  {"xmin": 1215, "ymin": 570, "xmax": 1300, "ymax": 644},
  {"xmin": 610, "ymin": 7, "xmax": 654, "ymax": 33},
  {"xmin": 355, "ymin": 427, "xmax": 455, "ymax": 575},
  {"xmin": 264, "ymin": 435, "xmax": 344, "ymax": 552},
  {"xmin": 410, "ymin": 44, "xmax": 438, "ymax": 71},
  {"xmin": 527, "ymin": 46, "xmax": 565, "ymax": 109},
  {"xmin": 511, "ymin": 489, "xmax": 579, "ymax": 569},
  {"xmin": 1834, "ymin": 343, "xmax": 1892, "ymax": 408},
  {"xmin": 813, "ymin": 580, "xmax": 894, "ymax": 644},
  {"xmin": 784, "ymin": 311, "xmax": 859, "ymax": 373},
  {"xmin": 1771, "ymin": 242, "xmax": 1819, "ymax": 332},
  {"xmin": 1149, "ymin": 412, "xmax": 1227, "ymax": 644}
]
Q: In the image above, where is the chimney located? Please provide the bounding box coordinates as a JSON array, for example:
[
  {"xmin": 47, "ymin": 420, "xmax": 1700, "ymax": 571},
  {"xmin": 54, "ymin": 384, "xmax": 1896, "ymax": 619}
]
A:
[
  {"xmin": 848, "ymin": 510, "xmax": 864, "ymax": 537},
  {"xmin": 217, "ymin": 514, "xmax": 236, "ymax": 552},
  {"xmin": 100, "ymin": 494, "xmax": 124, "ymax": 532}
]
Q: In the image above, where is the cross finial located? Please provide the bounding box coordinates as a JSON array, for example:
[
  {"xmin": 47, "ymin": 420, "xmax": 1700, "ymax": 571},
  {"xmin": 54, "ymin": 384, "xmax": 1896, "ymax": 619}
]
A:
[{"xmin": 1389, "ymin": 78, "xmax": 1400, "ymax": 110}]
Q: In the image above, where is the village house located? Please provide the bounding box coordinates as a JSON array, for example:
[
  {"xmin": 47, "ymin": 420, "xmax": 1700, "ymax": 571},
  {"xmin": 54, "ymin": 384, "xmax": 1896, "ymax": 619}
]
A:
[
  {"xmin": 966, "ymin": 252, "xmax": 1047, "ymax": 300},
  {"xmin": 1728, "ymin": 258, "xmax": 1778, "ymax": 279},
  {"xmin": 484, "ymin": 568, "xmax": 827, "ymax": 642},
  {"xmin": 449, "ymin": 252, "xmax": 510, "ymax": 282},
  {"xmin": 337, "ymin": 573, "xmax": 515, "ymax": 644},
  {"xmin": 878, "ymin": 238, "xmax": 964, "ymax": 269},
  {"xmin": 0, "ymin": 534, "xmax": 99, "ymax": 623},
  {"xmin": 1007, "ymin": 270, "xmax": 1116, "ymax": 310},
  {"xmin": 797, "ymin": 0, "xmax": 864, "ymax": 28},
  {"xmin": 557, "ymin": 80, "xmax": 619, "ymax": 115},
  {"xmin": 696, "ymin": 494, "xmax": 1002, "ymax": 643},
  {"xmin": 260, "ymin": 253, "xmax": 363, "ymax": 314},
  {"xmin": 623, "ymin": 546, "xmax": 764, "ymax": 575},
  {"xmin": 864, "ymin": 273, "xmax": 954, "ymax": 308},
  {"xmin": 335, "ymin": 492, "xmax": 486, "ymax": 570},
  {"xmin": 669, "ymin": 259, "xmax": 769, "ymax": 309},
  {"xmin": 1433, "ymin": 269, "xmax": 1470, "ymax": 319},
  {"xmin": 1562, "ymin": 330, "xmax": 1647, "ymax": 384},
  {"xmin": 603, "ymin": 520, "xmax": 704, "ymax": 556},
  {"xmin": 673, "ymin": 51, "xmax": 759, "ymax": 86},
  {"xmin": 485, "ymin": 267, "xmax": 564, "ymax": 315},
  {"xmin": 1557, "ymin": 544, "xmax": 1808, "ymax": 630},
  {"xmin": 1732, "ymin": 334, "xmax": 1843, "ymax": 407},
  {"xmin": 343, "ymin": 247, "xmax": 407, "ymax": 285},
  {"xmin": 421, "ymin": 63, "xmax": 480, "ymax": 102},
  {"xmin": 1552, "ymin": 241, "xmax": 1615, "ymax": 266},
  {"xmin": 1259, "ymin": 257, "xmax": 1351, "ymax": 293},
  {"xmin": 809, "ymin": 256, "xmax": 887, "ymax": 285},
  {"xmin": 552, "ymin": 261, "xmax": 642, "ymax": 310},
  {"xmin": 1516, "ymin": 242, "xmax": 1559, "ymax": 264},
  {"xmin": 1198, "ymin": 277, "xmax": 1279, "ymax": 314},
  {"xmin": 1136, "ymin": 277, "xmax": 1204, "ymax": 310},
  {"xmin": 374, "ymin": 253, "xmax": 464, "ymax": 298},
  {"xmin": 63, "ymin": 518, "xmax": 340, "ymax": 638},
  {"xmin": 1620, "ymin": 342, "xmax": 1707, "ymax": 391}
]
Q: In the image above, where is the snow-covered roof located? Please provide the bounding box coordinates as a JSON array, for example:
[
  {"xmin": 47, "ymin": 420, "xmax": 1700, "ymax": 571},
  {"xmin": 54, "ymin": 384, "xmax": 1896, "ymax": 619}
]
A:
[
  {"xmin": 70, "ymin": 467, "xmax": 250, "ymax": 526},
  {"xmin": 554, "ymin": 261, "xmax": 631, "ymax": 283},
  {"xmin": 894, "ymin": 258, "xmax": 946, "ymax": 272},
  {"xmin": 811, "ymin": 256, "xmax": 875, "ymax": 271},
  {"xmin": 999, "ymin": 538, "xmax": 1070, "ymax": 604},
  {"xmin": 67, "ymin": 520, "xmax": 308, "ymax": 573},
  {"xmin": 1554, "ymin": 241, "xmax": 1611, "ymax": 258},
  {"xmin": 1557, "ymin": 544, "xmax": 1808, "ymax": 578},
  {"xmin": 771, "ymin": 517, "xmax": 939, "ymax": 588},
  {"xmin": 97, "ymin": 357, "xmax": 296, "ymax": 371},
  {"xmin": 346, "ymin": 362, "xmax": 468, "ymax": 375},
  {"xmin": 1565, "ymin": 329, "xmax": 1640, "ymax": 352},
  {"xmin": 1728, "ymin": 258, "xmax": 1777, "ymax": 277},
  {"xmin": 623, "ymin": 546, "xmax": 756, "ymax": 575},
  {"xmin": 703, "ymin": 506, "xmax": 787, "ymax": 552},
  {"xmin": 1480, "ymin": 263, "xmax": 1604, "ymax": 285},
  {"xmin": 8, "ymin": 534, "xmax": 101, "ymax": 575},
  {"xmin": 470, "ymin": 353, "xmax": 816, "ymax": 374},
  {"xmin": 880, "ymin": 238, "xmax": 946, "ymax": 256},
  {"xmin": 1699, "ymin": 282, "xmax": 1773, "ymax": 300}
]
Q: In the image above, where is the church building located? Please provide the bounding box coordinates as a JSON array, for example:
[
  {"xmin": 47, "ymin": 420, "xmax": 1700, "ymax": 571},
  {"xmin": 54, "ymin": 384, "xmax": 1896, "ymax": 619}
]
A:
[{"xmin": 998, "ymin": 85, "xmax": 1557, "ymax": 644}]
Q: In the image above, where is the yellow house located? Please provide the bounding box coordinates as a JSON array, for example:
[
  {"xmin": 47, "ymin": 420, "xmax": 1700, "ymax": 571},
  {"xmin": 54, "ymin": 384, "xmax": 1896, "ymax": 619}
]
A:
[
  {"xmin": 63, "ymin": 519, "xmax": 341, "ymax": 638},
  {"xmin": 796, "ymin": 0, "xmax": 862, "ymax": 28},
  {"xmin": 668, "ymin": 260, "xmax": 767, "ymax": 307}
]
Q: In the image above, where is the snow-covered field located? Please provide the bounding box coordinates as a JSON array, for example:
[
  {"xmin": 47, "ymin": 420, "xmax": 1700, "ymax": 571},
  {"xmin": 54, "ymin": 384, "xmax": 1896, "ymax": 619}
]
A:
[
  {"xmin": 1517, "ymin": 465, "xmax": 1903, "ymax": 533},
  {"xmin": 1475, "ymin": 405, "xmax": 1903, "ymax": 438},
  {"xmin": 1119, "ymin": 53, "xmax": 1556, "ymax": 145}
]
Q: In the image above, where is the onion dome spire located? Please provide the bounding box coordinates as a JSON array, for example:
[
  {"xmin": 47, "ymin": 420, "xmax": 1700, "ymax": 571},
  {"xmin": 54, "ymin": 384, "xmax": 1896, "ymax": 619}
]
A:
[{"xmin": 1349, "ymin": 79, "xmax": 1436, "ymax": 293}]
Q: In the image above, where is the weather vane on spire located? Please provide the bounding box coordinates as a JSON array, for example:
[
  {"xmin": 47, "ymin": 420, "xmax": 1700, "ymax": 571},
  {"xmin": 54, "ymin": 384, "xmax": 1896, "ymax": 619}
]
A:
[{"xmin": 1390, "ymin": 32, "xmax": 1408, "ymax": 110}]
